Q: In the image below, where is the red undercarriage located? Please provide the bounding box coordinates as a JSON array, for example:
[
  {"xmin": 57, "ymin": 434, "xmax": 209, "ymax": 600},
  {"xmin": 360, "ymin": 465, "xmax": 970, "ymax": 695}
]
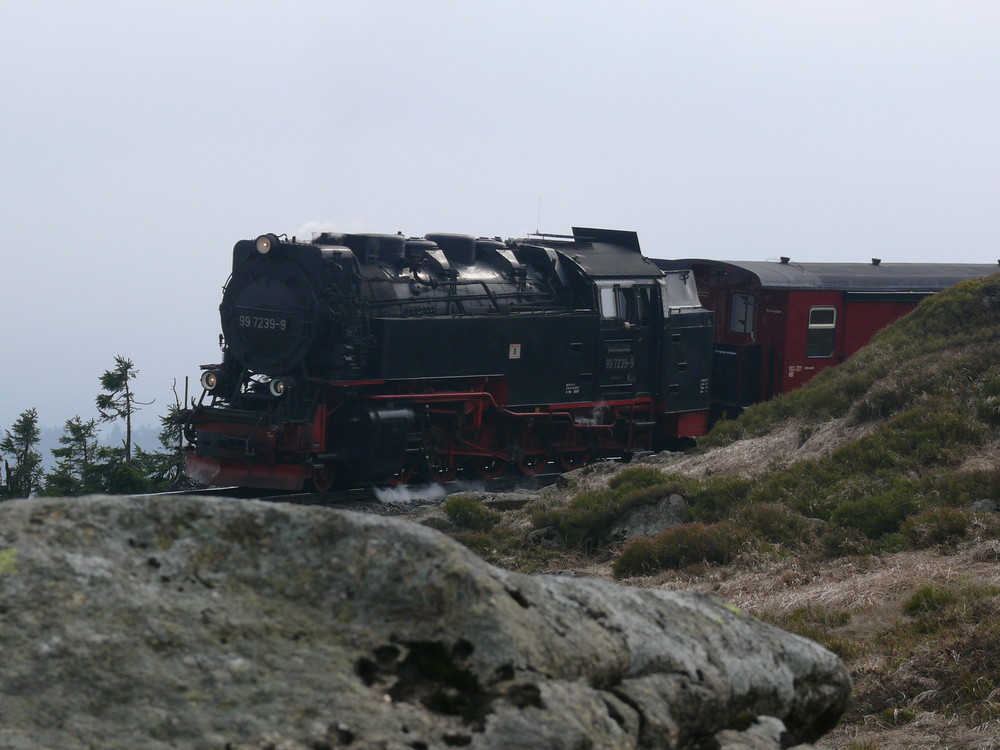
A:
[{"xmin": 185, "ymin": 379, "xmax": 708, "ymax": 491}]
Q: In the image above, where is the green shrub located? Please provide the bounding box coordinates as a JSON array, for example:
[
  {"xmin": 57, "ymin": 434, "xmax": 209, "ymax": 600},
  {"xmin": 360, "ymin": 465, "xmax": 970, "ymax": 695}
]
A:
[
  {"xmin": 900, "ymin": 506, "xmax": 969, "ymax": 548},
  {"xmin": 686, "ymin": 475, "xmax": 753, "ymax": 522},
  {"xmin": 613, "ymin": 521, "xmax": 749, "ymax": 578},
  {"xmin": 611, "ymin": 537, "xmax": 659, "ymax": 578},
  {"xmin": 442, "ymin": 495, "xmax": 498, "ymax": 532},
  {"xmin": 828, "ymin": 437, "xmax": 901, "ymax": 473},
  {"xmin": 852, "ymin": 378, "xmax": 922, "ymax": 422},
  {"xmin": 919, "ymin": 469, "xmax": 1000, "ymax": 507},
  {"xmin": 818, "ymin": 526, "xmax": 876, "ymax": 558},
  {"xmin": 830, "ymin": 487, "xmax": 920, "ymax": 539},
  {"xmin": 730, "ymin": 502, "xmax": 816, "ymax": 548},
  {"xmin": 608, "ymin": 466, "xmax": 670, "ymax": 493},
  {"xmin": 878, "ymin": 403, "xmax": 987, "ymax": 466},
  {"xmin": 903, "ymin": 585, "xmax": 958, "ymax": 617}
]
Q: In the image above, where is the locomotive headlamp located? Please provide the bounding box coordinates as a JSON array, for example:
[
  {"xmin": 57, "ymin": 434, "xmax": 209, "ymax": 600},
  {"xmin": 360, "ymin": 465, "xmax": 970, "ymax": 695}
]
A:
[
  {"xmin": 269, "ymin": 378, "xmax": 287, "ymax": 397},
  {"xmin": 200, "ymin": 370, "xmax": 220, "ymax": 391},
  {"xmin": 255, "ymin": 234, "xmax": 279, "ymax": 255}
]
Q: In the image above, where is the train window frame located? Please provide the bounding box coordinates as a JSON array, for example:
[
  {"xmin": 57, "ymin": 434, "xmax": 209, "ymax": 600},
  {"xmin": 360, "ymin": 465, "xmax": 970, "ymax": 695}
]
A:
[
  {"xmin": 616, "ymin": 284, "xmax": 655, "ymax": 325},
  {"xmin": 806, "ymin": 306, "xmax": 837, "ymax": 358},
  {"xmin": 599, "ymin": 286, "xmax": 618, "ymax": 319},
  {"xmin": 729, "ymin": 293, "xmax": 756, "ymax": 334},
  {"xmin": 635, "ymin": 285, "xmax": 655, "ymax": 325}
]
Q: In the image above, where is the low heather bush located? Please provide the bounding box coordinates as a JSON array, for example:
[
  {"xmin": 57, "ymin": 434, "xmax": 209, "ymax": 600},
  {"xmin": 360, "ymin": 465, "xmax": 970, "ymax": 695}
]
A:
[
  {"xmin": 613, "ymin": 521, "xmax": 749, "ymax": 578},
  {"xmin": 830, "ymin": 487, "xmax": 920, "ymax": 539},
  {"xmin": 900, "ymin": 506, "xmax": 970, "ymax": 548},
  {"xmin": 442, "ymin": 495, "xmax": 499, "ymax": 532},
  {"xmin": 730, "ymin": 502, "xmax": 816, "ymax": 548},
  {"xmin": 903, "ymin": 584, "xmax": 958, "ymax": 617}
]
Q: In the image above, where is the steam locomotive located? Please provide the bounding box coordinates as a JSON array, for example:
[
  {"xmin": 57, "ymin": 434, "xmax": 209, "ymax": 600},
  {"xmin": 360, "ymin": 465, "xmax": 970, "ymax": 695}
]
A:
[{"xmin": 178, "ymin": 228, "xmax": 714, "ymax": 490}]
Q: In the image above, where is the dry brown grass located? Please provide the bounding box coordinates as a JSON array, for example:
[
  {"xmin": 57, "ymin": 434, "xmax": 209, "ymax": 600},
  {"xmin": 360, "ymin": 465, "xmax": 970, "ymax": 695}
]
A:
[{"xmin": 825, "ymin": 712, "xmax": 1000, "ymax": 750}]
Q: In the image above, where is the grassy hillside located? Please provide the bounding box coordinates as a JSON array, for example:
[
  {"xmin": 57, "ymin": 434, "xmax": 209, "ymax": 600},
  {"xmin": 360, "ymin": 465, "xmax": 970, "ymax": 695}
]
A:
[{"xmin": 438, "ymin": 272, "xmax": 1000, "ymax": 749}]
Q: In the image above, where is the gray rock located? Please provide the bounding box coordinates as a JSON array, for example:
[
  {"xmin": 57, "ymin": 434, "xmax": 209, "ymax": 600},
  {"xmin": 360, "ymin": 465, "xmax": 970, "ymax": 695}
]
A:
[
  {"xmin": 611, "ymin": 493, "xmax": 688, "ymax": 540},
  {"xmin": 525, "ymin": 524, "xmax": 562, "ymax": 548},
  {"xmin": 970, "ymin": 498, "xmax": 999, "ymax": 513},
  {"xmin": 555, "ymin": 460, "xmax": 619, "ymax": 488},
  {"xmin": 0, "ymin": 495, "xmax": 851, "ymax": 749}
]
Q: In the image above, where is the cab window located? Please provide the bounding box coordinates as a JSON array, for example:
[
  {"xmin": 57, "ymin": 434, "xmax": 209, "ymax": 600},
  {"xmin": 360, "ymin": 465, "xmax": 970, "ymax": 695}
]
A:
[
  {"xmin": 729, "ymin": 293, "xmax": 756, "ymax": 334},
  {"xmin": 599, "ymin": 287, "xmax": 617, "ymax": 318},
  {"xmin": 616, "ymin": 285, "xmax": 656, "ymax": 325},
  {"xmin": 806, "ymin": 306, "xmax": 837, "ymax": 358}
]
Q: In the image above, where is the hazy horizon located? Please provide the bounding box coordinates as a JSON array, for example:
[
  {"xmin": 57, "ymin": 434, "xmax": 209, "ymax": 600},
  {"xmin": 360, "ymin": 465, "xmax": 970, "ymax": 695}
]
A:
[{"xmin": 5, "ymin": 1, "xmax": 1000, "ymax": 432}]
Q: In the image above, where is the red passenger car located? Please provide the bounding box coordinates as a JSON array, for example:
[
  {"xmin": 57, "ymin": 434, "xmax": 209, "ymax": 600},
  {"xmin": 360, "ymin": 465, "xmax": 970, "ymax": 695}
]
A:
[{"xmin": 653, "ymin": 258, "xmax": 999, "ymax": 420}]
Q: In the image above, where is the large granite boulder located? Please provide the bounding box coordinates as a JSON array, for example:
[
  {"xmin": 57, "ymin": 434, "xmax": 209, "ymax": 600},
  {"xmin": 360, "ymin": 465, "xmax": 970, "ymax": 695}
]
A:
[{"xmin": 0, "ymin": 496, "xmax": 850, "ymax": 749}]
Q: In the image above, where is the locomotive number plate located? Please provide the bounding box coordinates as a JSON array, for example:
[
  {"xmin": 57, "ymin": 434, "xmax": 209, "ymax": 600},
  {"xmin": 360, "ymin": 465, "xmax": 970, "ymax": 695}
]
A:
[
  {"xmin": 235, "ymin": 308, "xmax": 289, "ymax": 332},
  {"xmin": 605, "ymin": 356, "xmax": 635, "ymax": 370}
]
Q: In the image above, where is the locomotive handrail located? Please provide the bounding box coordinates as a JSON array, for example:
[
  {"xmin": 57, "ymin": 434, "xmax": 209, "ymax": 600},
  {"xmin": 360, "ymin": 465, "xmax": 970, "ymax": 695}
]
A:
[
  {"xmin": 363, "ymin": 296, "xmax": 561, "ymax": 315},
  {"xmin": 363, "ymin": 284, "xmax": 551, "ymax": 303}
]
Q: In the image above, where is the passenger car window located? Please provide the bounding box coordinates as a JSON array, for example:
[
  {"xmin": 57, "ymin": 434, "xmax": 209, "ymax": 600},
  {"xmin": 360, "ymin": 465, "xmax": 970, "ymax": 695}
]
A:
[
  {"xmin": 729, "ymin": 293, "xmax": 756, "ymax": 334},
  {"xmin": 806, "ymin": 306, "xmax": 837, "ymax": 358}
]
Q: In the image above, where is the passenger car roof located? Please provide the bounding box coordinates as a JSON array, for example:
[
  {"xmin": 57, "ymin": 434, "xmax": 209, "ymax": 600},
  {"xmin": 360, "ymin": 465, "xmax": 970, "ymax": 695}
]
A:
[{"xmin": 652, "ymin": 259, "xmax": 1000, "ymax": 292}]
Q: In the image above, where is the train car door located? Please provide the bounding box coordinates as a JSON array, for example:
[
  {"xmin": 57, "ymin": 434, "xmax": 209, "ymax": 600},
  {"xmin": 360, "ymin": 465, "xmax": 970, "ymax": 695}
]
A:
[
  {"xmin": 780, "ymin": 296, "xmax": 841, "ymax": 392},
  {"xmin": 658, "ymin": 274, "xmax": 714, "ymax": 413},
  {"xmin": 709, "ymin": 290, "xmax": 763, "ymax": 416},
  {"xmin": 595, "ymin": 281, "xmax": 656, "ymax": 399}
]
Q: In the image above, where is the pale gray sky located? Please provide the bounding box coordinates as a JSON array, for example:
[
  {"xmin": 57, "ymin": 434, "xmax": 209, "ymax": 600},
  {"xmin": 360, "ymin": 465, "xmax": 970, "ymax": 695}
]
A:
[{"xmin": 3, "ymin": 0, "xmax": 1000, "ymax": 432}]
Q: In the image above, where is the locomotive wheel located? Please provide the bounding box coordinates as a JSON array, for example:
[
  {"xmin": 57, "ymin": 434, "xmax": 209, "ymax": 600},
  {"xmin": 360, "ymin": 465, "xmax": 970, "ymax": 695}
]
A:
[
  {"xmin": 474, "ymin": 455, "xmax": 507, "ymax": 480},
  {"xmin": 559, "ymin": 450, "xmax": 589, "ymax": 471},
  {"xmin": 517, "ymin": 455, "xmax": 548, "ymax": 476},
  {"xmin": 426, "ymin": 455, "xmax": 458, "ymax": 483},
  {"xmin": 516, "ymin": 425, "xmax": 548, "ymax": 476},
  {"xmin": 389, "ymin": 459, "xmax": 417, "ymax": 486},
  {"xmin": 310, "ymin": 464, "xmax": 335, "ymax": 493},
  {"xmin": 556, "ymin": 426, "xmax": 589, "ymax": 471}
]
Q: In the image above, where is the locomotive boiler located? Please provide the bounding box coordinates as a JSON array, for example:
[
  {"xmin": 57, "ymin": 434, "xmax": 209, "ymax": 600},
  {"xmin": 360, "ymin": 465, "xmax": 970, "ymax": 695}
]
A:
[{"xmin": 179, "ymin": 227, "xmax": 713, "ymax": 490}]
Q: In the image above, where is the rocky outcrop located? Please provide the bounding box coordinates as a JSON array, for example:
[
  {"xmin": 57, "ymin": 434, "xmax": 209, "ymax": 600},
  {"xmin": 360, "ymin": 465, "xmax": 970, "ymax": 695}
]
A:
[
  {"xmin": 611, "ymin": 493, "xmax": 688, "ymax": 541},
  {"xmin": 0, "ymin": 496, "xmax": 850, "ymax": 749}
]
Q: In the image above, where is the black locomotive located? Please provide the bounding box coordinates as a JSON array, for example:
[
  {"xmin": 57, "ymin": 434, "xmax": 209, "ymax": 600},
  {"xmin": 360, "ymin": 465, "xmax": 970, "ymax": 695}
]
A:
[{"xmin": 179, "ymin": 227, "xmax": 713, "ymax": 490}]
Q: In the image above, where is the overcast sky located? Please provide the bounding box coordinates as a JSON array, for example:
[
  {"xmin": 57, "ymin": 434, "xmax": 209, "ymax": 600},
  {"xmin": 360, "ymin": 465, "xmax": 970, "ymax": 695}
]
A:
[{"xmin": 3, "ymin": 0, "xmax": 1000, "ymax": 434}]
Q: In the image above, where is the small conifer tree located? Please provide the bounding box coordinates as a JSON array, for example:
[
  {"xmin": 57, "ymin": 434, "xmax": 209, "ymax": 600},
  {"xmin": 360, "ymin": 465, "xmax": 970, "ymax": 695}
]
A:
[
  {"xmin": 96, "ymin": 356, "xmax": 150, "ymax": 463},
  {"xmin": 42, "ymin": 416, "xmax": 99, "ymax": 496},
  {"xmin": 1, "ymin": 408, "xmax": 44, "ymax": 499}
]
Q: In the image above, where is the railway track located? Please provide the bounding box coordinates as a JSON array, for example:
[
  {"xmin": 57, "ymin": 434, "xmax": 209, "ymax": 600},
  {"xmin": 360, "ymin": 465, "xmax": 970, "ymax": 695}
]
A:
[{"xmin": 145, "ymin": 469, "xmax": 565, "ymax": 514}]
